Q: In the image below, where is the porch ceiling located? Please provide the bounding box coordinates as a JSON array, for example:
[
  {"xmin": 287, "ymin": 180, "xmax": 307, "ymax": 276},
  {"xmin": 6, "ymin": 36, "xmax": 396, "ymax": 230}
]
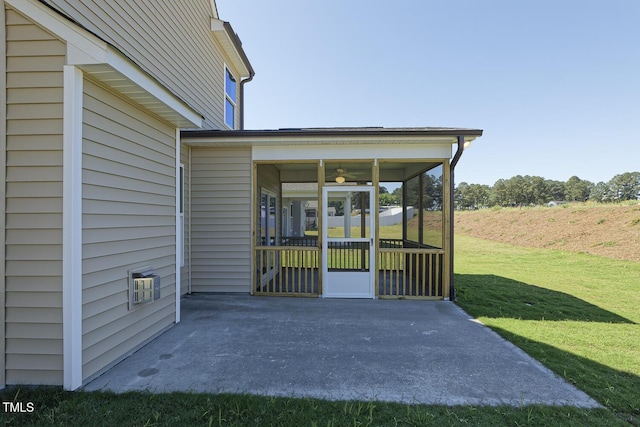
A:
[{"xmin": 277, "ymin": 160, "xmax": 440, "ymax": 183}]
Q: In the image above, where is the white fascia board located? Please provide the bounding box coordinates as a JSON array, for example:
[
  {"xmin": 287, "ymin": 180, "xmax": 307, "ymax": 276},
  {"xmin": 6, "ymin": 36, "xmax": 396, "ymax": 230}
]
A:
[
  {"xmin": 187, "ymin": 135, "xmax": 459, "ymax": 147},
  {"xmin": 253, "ymin": 143, "xmax": 453, "ymax": 162},
  {"xmin": 210, "ymin": 0, "xmax": 219, "ymax": 19},
  {"xmin": 8, "ymin": 0, "xmax": 202, "ymax": 128},
  {"xmin": 210, "ymin": 18, "xmax": 226, "ymax": 33}
]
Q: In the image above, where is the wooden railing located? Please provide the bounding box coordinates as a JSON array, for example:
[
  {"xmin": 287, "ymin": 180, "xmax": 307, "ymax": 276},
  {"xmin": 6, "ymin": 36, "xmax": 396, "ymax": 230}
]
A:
[
  {"xmin": 255, "ymin": 238, "xmax": 445, "ymax": 299},
  {"xmin": 327, "ymin": 241, "xmax": 369, "ymax": 271},
  {"xmin": 378, "ymin": 242, "xmax": 444, "ymax": 298},
  {"xmin": 380, "ymin": 238, "xmax": 403, "ymax": 248},
  {"xmin": 255, "ymin": 246, "xmax": 319, "ymax": 296},
  {"xmin": 282, "ymin": 236, "xmax": 318, "ymax": 247}
]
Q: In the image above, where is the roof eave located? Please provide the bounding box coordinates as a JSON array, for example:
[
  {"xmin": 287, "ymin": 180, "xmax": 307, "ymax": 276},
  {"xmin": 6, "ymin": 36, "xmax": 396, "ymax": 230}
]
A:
[
  {"xmin": 182, "ymin": 128, "xmax": 483, "ymax": 139},
  {"xmin": 181, "ymin": 128, "xmax": 483, "ymax": 148},
  {"xmin": 211, "ymin": 19, "xmax": 255, "ymax": 80}
]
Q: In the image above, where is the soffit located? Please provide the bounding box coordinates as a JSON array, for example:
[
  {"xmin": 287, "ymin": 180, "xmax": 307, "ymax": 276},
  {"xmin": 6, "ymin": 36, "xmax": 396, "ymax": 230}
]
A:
[{"xmin": 79, "ymin": 60, "xmax": 202, "ymax": 128}]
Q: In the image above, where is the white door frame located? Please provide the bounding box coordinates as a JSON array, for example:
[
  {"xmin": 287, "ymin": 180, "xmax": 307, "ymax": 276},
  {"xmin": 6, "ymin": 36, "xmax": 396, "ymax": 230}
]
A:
[{"xmin": 322, "ymin": 186, "xmax": 375, "ymax": 298}]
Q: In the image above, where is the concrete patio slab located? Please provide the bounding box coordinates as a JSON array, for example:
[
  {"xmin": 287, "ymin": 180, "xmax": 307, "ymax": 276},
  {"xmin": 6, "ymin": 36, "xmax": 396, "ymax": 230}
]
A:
[{"xmin": 84, "ymin": 295, "xmax": 600, "ymax": 407}]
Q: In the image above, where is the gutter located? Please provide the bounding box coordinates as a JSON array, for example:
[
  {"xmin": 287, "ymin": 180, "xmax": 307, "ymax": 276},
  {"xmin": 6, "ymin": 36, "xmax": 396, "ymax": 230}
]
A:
[
  {"xmin": 182, "ymin": 128, "xmax": 484, "ymax": 139},
  {"xmin": 448, "ymin": 135, "xmax": 465, "ymax": 301}
]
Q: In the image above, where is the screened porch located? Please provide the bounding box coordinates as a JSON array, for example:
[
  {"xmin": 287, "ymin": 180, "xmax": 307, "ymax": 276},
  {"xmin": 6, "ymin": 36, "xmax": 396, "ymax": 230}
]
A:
[{"xmin": 254, "ymin": 159, "xmax": 450, "ymax": 299}]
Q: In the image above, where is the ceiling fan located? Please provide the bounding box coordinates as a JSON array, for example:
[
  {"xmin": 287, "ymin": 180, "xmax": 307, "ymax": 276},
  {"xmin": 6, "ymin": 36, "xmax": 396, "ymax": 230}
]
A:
[{"xmin": 326, "ymin": 168, "xmax": 363, "ymax": 184}]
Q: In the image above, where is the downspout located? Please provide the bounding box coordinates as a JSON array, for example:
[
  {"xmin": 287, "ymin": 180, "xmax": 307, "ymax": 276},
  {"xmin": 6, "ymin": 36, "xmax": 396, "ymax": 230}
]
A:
[
  {"xmin": 219, "ymin": 21, "xmax": 254, "ymax": 130},
  {"xmin": 239, "ymin": 74, "xmax": 254, "ymax": 130},
  {"xmin": 449, "ymin": 135, "xmax": 465, "ymax": 301}
]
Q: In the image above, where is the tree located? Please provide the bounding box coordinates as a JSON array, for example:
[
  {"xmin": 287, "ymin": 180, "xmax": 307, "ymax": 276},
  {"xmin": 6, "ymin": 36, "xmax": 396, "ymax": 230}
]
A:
[
  {"xmin": 328, "ymin": 200, "xmax": 344, "ymax": 216},
  {"xmin": 490, "ymin": 179, "xmax": 509, "ymax": 207},
  {"xmin": 422, "ymin": 172, "xmax": 442, "ymax": 210},
  {"xmin": 453, "ymin": 171, "xmax": 638, "ymax": 207},
  {"xmin": 455, "ymin": 182, "xmax": 491, "ymax": 209},
  {"xmin": 392, "ymin": 187, "xmax": 403, "ymax": 204},
  {"xmin": 403, "ymin": 176, "xmax": 420, "ymax": 208},
  {"xmin": 455, "ymin": 182, "xmax": 470, "ymax": 209},
  {"xmin": 565, "ymin": 176, "xmax": 592, "ymax": 202},
  {"xmin": 379, "ymin": 192, "xmax": 399, "ymax": 206},
  {"xmin": 589, "ymin": 181, "xmax": 613, "ymax": 203},
  {"xmin": 469, "ymin": 184, "xmax": 491, "ymax": 208},
  {"xmin": 545, "ymin": 179, "xmax": 565, "ymax": 202},
  {"xmin": 608, "ymin": 172, "xmax": 640, "ymax": 201},
  {"xmin": 378, "ymin": 185, "xmax": 400, "ymax": 206},
  {"xmin": 529, "ymin": 176, "xmax": 550, "ymax": 205}
]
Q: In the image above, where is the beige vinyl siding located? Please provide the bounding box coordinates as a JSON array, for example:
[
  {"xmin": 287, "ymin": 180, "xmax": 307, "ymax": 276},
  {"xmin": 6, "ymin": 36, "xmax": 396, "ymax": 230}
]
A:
[
  {"xmin": 257, "ymin": 165, "xmax": 281, "ymax": 196},
  {"xmin": 0, "ymin": 4, "xmax": 5, "ymax": 388},
  {"xmin": 257, "ymin": 164, "xmax": 282, "ymax": 244},
  {"xmin": 191, "ymin": 148, "xmax": 251, "ymax": 292},
  {"xmin": 4, "ymin": 8, "xmax": 65, "ymax": 385},
  {"xmin": 46, "ymin": 0, "xmax": 238, "ymax": 129},
  {"xmin": 180, "ymin": 143, "xmax": 191, "ymax": 295},
  {"xmin": 81, "ymin": 78, "xmax": 177, "ymax": 381}
]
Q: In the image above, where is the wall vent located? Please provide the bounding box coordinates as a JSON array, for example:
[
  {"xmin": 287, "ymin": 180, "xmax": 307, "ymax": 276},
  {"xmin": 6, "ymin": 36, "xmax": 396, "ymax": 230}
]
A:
[{"xmin": 128, "ymin": 266, "xmax": 160, "ymax": 309}]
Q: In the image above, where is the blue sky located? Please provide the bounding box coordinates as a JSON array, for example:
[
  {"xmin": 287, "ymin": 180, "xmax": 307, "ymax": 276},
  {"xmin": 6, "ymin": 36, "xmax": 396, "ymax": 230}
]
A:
[{"xmin": 216, "ymin": 1, "xmax": 640, "ymax": 186}]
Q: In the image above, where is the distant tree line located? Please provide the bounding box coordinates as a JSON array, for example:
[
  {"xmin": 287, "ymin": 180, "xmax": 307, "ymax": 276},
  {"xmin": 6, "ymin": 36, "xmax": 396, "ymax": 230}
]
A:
[
  {"xmin": 379, "ymin": 169, "xmax": 444, "ymax": 211},
  {"xmin": 455, "ymin": 171, "xmax": 640, "ymax": 209}
]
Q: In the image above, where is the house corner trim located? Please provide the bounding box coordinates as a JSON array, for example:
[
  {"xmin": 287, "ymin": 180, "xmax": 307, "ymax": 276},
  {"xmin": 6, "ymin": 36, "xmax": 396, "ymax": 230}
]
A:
[
  {"xmin": 62, "ymin": 65, "xmax": 83, "ymax": 391},
  {"xmin": 175, "ymin": 129, "xmax": 181, "ymax": 323}
]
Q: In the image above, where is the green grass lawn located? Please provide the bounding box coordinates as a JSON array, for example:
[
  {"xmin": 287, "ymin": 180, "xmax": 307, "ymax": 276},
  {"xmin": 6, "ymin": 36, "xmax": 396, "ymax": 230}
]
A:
[
  {"xmin": 0, "ymin": 387, "xmax": 622, "ymax": 426},
  {"xmin": 2, "ymin": 235, "xmax": 638, "ymax": 426},
  {"xmin": 454, "ymin": 234, "xmax": 640, "ymax": 425}
]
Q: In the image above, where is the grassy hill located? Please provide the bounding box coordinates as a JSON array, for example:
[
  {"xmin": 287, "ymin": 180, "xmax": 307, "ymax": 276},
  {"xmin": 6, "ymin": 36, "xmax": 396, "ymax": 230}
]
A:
[
  {"xmin": 454, "ymin": 204, "xmax": 640, "ymax": 423},
  {"xmin": 455, "ymin": 201, "xmax": 640, "ymax": 262}
]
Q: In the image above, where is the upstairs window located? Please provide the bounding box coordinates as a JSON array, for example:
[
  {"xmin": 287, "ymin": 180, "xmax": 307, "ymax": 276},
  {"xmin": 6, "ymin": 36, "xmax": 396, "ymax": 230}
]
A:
[{"xmin": 225, "ymin": 67, "xmax": 237, "ymax": 129}]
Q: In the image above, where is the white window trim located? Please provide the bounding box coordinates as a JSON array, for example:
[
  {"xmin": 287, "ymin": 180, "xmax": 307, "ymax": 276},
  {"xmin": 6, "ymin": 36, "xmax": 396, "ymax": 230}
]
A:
[{"xmin": 224, "ymin": 64, "xmax": 237, "ymax": 129}]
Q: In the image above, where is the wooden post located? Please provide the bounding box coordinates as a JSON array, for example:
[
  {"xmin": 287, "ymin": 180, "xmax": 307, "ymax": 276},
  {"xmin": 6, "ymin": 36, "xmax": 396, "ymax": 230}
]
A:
[
  {"xmin": 372, "ymin": 159, "xmax": 380, "ymax": 296},
  {"xmin": 443, "ymin": 160, "xmax": 452, "ymax": 299},
  {"xmin": 251, "ymin": 162, "xmax": 258, "ymax": 294},
  {"xmin": 418, "ymin": 170, "xmax": 424, "ymax": 245},
  {"xmin": 360, "ymin": 190, "xmax": 366, "ymax": 269},
  {"xmin": 402, "ymin": 179, "xmax": 407, "ymax": 242},
  {"xmin": 317, "ymin": 160, "xmax": 324, "ymax": 295}
]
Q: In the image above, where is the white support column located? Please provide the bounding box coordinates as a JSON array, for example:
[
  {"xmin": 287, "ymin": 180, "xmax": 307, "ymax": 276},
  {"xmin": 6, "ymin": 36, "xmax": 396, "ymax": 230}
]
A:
[
  {"xmin": 175, "ymin": 129, "xmax": 181, "ymax": 323},
  {"xmin": 62, "ymin": 65, "xmax": 83, "ymax": 390},
  {"xmin": 344, "ymin": 192, "xmax": 351, "ymax": 238}
]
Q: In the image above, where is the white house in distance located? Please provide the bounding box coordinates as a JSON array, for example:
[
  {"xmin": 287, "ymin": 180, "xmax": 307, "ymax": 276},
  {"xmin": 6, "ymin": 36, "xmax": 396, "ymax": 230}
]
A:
[{"xmin": 0, "ymin": 0, "xmax": 482, "ymax": 391}]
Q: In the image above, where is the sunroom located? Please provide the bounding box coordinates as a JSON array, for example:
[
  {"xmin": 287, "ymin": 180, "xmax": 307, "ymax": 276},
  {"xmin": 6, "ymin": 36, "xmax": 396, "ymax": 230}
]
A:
[{"xmin": 181, "ymin": 127, "xmax": 482, "ymax": 300}]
